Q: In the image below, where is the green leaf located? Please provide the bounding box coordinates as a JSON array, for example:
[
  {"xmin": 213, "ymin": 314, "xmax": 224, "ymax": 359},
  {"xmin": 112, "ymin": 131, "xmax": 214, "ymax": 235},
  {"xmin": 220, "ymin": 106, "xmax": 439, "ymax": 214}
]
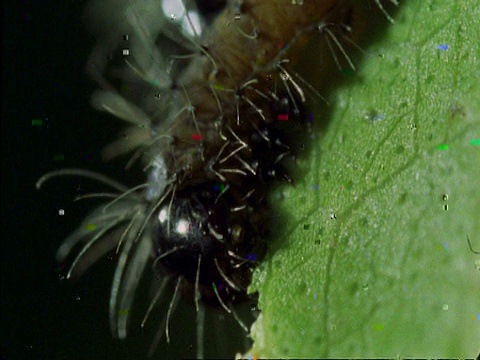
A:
[{"xmin": 248, "ymin": 0, "xmax": 480, "ymax": 358}]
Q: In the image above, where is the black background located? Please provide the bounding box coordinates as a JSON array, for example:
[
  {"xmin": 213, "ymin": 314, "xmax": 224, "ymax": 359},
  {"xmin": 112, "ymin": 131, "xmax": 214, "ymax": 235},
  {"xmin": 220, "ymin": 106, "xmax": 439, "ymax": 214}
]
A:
[{"xmin": 2, "ymin": 1, "xmax": 122, "ymax": 358}]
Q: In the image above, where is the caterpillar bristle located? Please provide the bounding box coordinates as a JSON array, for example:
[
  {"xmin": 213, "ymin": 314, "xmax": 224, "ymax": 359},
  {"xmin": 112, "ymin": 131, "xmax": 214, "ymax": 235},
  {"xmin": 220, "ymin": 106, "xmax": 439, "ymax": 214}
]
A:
[{"xmin": 374, "ymin": 0, "xmax": 399, "ymax": 23}]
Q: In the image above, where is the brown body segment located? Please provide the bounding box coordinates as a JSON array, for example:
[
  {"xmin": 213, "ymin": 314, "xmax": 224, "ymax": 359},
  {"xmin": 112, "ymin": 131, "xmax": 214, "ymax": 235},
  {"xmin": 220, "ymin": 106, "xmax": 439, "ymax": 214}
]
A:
[{"xmin": 173, "ymin": 0, "xmax": 344, "ymax": 181}]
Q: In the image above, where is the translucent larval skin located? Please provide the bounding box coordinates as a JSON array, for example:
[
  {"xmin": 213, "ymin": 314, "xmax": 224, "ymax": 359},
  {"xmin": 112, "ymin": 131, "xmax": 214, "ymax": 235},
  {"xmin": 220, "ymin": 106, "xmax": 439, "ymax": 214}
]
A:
[{"xmin": 40, "ymin": 0, "xmax": 397, "ymax": 358}]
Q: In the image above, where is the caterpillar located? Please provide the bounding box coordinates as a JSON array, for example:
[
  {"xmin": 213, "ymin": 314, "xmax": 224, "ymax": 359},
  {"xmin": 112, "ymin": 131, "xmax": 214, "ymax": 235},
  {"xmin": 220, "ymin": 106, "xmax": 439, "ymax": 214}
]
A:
[{"xmin": 37, "ymin": 0, "xmax": 398, "ymax": 358}]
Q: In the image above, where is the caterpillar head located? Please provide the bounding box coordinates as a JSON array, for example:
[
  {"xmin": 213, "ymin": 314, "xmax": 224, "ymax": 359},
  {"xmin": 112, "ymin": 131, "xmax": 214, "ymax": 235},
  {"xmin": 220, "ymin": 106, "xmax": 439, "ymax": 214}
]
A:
[{"xmin": 152, "ymin": 182, "xmax": 264, "ymax": 305}]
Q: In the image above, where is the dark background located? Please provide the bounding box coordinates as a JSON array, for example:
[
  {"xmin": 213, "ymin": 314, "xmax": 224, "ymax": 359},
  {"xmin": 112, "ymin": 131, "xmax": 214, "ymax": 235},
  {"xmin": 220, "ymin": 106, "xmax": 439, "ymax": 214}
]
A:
[{"xmin": 1, "ymin": 1, "xmax": 124, "ymax": 358}]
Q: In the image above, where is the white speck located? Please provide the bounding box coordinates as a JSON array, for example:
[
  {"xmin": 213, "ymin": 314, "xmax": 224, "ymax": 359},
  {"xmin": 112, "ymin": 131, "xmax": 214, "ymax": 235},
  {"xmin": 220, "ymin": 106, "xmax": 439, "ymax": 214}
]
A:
[
  {"xmin": 162, "ymin": 0, "xmax": 203, "ymax": 36},
  {"xmin": 158, "ymin": 208, "xmax": 168, "ymax": 223},
  {"xmin": 146, "ymin": 155, "xmax": 168, "ymax": 201},
  {"xmin": 162, "ymin": 0, "xmax": 185, "ymax": 21},
  {"xmin": 176, "ymin": 219, "xmax": 190, "ymax": 235}
]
